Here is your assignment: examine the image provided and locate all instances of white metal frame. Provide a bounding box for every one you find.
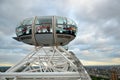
[0,46,91,80]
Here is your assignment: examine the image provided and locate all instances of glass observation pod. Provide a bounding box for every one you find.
[14,16,77,46]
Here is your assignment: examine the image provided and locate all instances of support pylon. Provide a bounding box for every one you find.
[0,46,91,80]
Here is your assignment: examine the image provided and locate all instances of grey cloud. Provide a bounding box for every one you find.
[0,0,120,65]
[100,19,120,41]
[71,0,120,21]
[92,0,120,20]
[0,52,25,64]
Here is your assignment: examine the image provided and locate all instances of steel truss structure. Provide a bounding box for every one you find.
[0,46,91,80]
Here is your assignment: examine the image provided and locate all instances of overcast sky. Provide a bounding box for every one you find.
[0,0,120,66]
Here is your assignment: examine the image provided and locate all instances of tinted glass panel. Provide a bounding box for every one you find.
[57,17,66,24]
[35,17,52,33]
[22,18,34,25]
[56,17,77,36]
[16,25,32,36]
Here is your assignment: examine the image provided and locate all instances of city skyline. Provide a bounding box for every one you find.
[0,0,120,66]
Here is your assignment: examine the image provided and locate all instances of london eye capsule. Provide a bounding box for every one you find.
[13,16,77,46]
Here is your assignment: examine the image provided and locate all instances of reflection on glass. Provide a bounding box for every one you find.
[16,25,32,36]
[36,24,52,33]
[16,16,77,37]
[22,18,34,25]
[56,17,77,36]
[36,16,52,33]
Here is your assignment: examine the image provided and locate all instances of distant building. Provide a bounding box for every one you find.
[111,69,118,80]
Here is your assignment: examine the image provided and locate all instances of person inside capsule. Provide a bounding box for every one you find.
[16,16,77,37]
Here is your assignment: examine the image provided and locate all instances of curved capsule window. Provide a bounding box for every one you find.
[16,25,32,36]
[22,18,34,25]
[35,16,52,33]
[16,17,53,36]
[16,16,77,37]
[16,18,33,36]
[66,18,77,36]
[56,17,77,36]
[16,26,23,36]
[56,17,67,34]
